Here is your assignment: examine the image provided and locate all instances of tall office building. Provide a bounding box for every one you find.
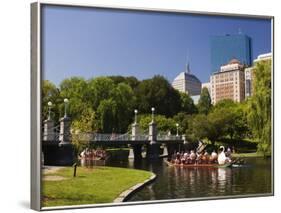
[210,59,245,104]
[210,34,252,73]
[172,63,201,96]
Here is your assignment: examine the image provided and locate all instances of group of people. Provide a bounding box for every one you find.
[79,148,107,160]
[170,146,232,165]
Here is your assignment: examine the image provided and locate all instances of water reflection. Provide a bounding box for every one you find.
[131,158,271,201]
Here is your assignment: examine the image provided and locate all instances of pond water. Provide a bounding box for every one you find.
[106,157,272,202]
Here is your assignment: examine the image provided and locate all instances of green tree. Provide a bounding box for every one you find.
[173,112,192,134]
[135,75,181,117]
[108,76,139,90]
[188,104,238,145]
[197,87,212,114]
[96,99,117,133]
[112,83,136,132]
[138,114,177,134]
[212,99,248,139]
[71,107,97,154]
[42,80,61,122]
[247,60,271,154]
[187,114,213,143]
[180,92,197,114]
[87,77,115,110]
[59,77,89,121]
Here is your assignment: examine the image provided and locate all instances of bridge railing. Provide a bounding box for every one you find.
[93,133,130,141]
[92,133,149,141]
[157,134,183,141]
[131,135,149,141]
[42,132,184,142]
[42,132,61,141]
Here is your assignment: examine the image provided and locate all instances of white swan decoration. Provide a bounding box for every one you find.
[218,146,226,165]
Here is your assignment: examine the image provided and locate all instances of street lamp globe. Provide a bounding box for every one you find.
[64,98,69,117]
[176,123,179,136]
[134,109,138,124]
[47,101,52,120]
[151,107,155,112]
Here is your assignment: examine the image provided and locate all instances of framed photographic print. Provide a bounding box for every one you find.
[31,1,274,211]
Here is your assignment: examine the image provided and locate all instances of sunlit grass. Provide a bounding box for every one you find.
[232,152,271,158]
[42,166,152,207]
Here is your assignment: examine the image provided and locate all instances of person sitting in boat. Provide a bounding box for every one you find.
[176,152,181,160]
[181,153,186,164]
[189,150,196,164]
[209,150,218,164]
[185,151,190,164]
[218,146,232,165]
[173,152,181,164]
[171,152,177,163]
[226,147,232,158]
[181,152,188,164]
[202,151,210,164]
[196,152,203,164]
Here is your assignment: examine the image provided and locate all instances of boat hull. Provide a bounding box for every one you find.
[165,160,232,168]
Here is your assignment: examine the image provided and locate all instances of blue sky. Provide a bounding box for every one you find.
[42,5,271,86]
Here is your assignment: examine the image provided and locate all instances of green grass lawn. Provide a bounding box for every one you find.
[232,152,271,158]
[42,166,153,207]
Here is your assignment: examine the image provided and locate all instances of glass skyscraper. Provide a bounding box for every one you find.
[210,34,252,73]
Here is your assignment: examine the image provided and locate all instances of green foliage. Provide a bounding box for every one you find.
[180,92,197,114]
[108,75,139,89]
[59,77,89,120]
[197,87,212,114]
[71,107,97,154]
[173,112,192,135]
[188,99,248,144]
[135,75,181,117]
[42,80,61,122]
[212,100,249,139]
[138,114,177,134]
[247,60,271,154]
[87,77,115,110]
[111,83,136,132]
[97,99,117,133]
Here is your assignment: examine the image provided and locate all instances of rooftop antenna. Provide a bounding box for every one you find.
[185,50,191,74]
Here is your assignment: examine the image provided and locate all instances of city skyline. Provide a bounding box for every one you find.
[42,5,271,86]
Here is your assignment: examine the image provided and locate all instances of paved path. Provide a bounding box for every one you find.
[42,166,68,181]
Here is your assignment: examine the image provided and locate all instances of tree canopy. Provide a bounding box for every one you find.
[197,87,212,114]
[135,75,181,117]
[247,60,271,154]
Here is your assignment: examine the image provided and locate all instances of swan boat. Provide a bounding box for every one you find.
[164,159,233,168]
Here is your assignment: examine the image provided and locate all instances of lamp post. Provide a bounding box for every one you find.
[151,107,155,122]
[134,109,138,124]
[47,101,52,120]
[176,123,179,136]
[64,98,69,118]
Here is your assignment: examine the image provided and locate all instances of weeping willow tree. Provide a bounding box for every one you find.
[247,59,272,155]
